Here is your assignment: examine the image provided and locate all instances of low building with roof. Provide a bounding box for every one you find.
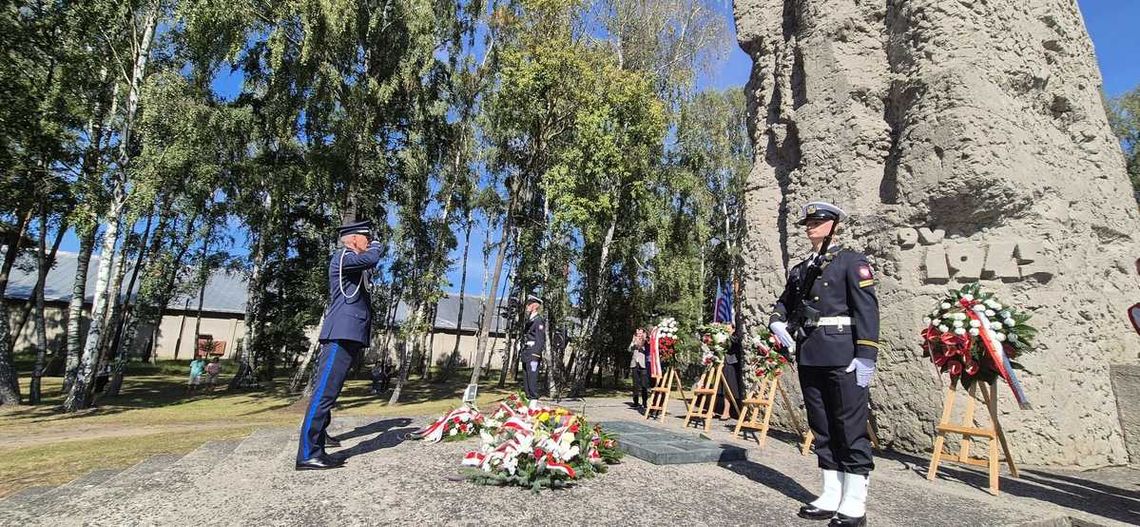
[3,250,514,369]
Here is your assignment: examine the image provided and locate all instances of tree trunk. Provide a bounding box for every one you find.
[388,302,423,405]
[424,303,438,380]
[29,211,50,404]
[0,209,32,405]
[63,2,158,412]
[469,203,514,389]
[62,225,96,393]
[289,314,324,393]
[64,210,122,411]
[9,214,66,353]
[568,204,621,396]
[232,197,268,390]
[439,217,473,382]
[104,209,158,397]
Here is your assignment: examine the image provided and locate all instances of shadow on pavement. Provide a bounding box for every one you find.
[879,449,1140,525]
[718,458,814,503]
[331,418,415,461]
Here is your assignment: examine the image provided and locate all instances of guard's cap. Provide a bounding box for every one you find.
[525,294,543,306]
[337,220,373,238]
[796,202,848,225]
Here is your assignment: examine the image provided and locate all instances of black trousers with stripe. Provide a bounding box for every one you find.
[297,340,361,462]
[799,365,874,475]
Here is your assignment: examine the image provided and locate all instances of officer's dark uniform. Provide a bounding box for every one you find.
[520,300,546,400]
[296,220,381,469]
[773,244,879,475]
[715,329,744,417]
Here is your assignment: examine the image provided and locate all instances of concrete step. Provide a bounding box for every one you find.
[0,486,54,514]
[40,428,297,526]
[19,453,183,522]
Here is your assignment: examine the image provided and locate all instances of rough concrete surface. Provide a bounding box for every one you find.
[733,0,1140,467]
[1,399,1136,526]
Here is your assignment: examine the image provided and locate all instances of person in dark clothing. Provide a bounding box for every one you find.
[770,201,879,527]
[629,328,650,409]
[520,295,546,400]
[296,220,382,471]
[715,325,744,418]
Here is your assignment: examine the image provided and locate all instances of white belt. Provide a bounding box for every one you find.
[813,316,852,327]
[526,341,535,346]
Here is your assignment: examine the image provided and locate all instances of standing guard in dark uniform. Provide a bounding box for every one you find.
[296,220,382,471]
[520,295,546,400]
[769,202,879,527]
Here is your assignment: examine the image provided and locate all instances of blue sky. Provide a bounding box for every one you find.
[58,1,1140,298]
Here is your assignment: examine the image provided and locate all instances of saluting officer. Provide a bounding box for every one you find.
[296,220,382,471]
[520,295,546,400]
[769,202,880,527]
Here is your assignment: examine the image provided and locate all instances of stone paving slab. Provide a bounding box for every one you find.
[600,420,746,464]
[4,398,1137,527]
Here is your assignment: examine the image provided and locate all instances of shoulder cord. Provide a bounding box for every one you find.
[338,249,366,300]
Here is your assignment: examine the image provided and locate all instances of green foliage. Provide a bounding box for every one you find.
[1108,86,1140,197]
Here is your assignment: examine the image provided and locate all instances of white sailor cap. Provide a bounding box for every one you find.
[796,202,848,225]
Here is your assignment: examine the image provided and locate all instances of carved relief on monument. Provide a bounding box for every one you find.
[895,228,1055,284]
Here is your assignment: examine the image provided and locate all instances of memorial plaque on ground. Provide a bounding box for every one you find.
[600,421,746,465]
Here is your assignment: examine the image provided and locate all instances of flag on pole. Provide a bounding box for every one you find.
[714,278,734,323]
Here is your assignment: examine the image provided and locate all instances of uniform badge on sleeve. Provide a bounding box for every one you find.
[857,264,875,288]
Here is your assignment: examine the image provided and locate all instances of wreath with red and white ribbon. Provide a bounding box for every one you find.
[921,284,1037,409]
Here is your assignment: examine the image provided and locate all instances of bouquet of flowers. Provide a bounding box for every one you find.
[697,322,732,367]
[451,393,622,492]
[409,404,485,443]
[742,327,789,394]
[921,283,1037,409]
[656,317,680,366]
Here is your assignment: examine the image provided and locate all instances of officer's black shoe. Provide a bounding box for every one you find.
[295,453,345,471]
[797,504,836,520]
[828,513,865,527]
[324,435,341,448]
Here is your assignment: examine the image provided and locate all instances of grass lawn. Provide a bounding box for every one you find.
[0,363,627,497]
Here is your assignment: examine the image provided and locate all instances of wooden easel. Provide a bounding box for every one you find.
[733,376,808,447]
[926,379,1018,495]
[682,363,740,432]
[643,368,689,421]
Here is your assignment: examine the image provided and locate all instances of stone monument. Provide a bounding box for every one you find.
[734,0,1140,465]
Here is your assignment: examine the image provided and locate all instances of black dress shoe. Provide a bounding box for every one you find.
[797,504,836,520]
[295,453,345,471]
[828,513,865,527]
[324,435,341,448]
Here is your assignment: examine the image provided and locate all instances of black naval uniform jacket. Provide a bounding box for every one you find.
[770,246,881,367]
[521,313,546,363]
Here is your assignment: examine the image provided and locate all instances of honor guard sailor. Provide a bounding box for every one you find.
[520,295,546,400]
[769,202,880,527]
[296,220,382,471]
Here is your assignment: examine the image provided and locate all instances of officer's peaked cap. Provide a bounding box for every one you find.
[796,202,848,225]
[525,294,543,306]
[337,220,373,238]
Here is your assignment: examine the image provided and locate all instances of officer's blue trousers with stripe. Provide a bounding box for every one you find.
[297,340,361,462]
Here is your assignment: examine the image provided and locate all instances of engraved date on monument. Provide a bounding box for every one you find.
[897,228,1054,284]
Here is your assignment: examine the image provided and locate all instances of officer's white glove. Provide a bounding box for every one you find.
[769,321,796,354]
[846,357,875,388]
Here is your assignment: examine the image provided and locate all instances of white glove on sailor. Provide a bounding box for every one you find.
[846,357,875,388]
[769,321,796,354]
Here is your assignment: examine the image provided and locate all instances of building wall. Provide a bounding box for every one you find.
[153,313,245,360]
[6,298,512,371]
[4,301,73,356]
[425,331,510,370]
